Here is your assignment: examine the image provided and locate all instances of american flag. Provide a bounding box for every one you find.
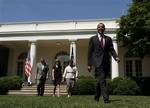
[24,51,32,77]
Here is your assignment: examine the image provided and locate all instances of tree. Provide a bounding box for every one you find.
[117,0,150,58]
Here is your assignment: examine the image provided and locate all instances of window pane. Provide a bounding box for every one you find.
[125,60,133,77]
[135,60,142,77]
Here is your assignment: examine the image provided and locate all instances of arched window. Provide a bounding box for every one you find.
[18,52,27,60]
[55,51,70,71]
[55,51,69,61]
[17,52,27,80]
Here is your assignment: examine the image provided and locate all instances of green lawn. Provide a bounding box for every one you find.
[0,95,150,108]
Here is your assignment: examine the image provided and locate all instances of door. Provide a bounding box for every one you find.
[0,46,9,77]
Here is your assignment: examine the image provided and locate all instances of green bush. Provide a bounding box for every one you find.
[72,76,140,95]
[133,77,150,95]
[0,75,23,94]
[106,79,114,94]
[72,76,96,95]
[0,78,8,94]
[7,76,23,90]
[110,77,140,95]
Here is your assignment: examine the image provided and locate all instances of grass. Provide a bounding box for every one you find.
[0,95,150,108]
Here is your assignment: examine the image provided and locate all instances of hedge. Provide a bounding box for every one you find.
[0,75,23,94]
[72,76,140,95]
[132,77,150,95]
[109,77,140,95]
[72,76,96,95]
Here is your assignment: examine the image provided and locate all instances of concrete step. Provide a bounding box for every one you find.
[21,86,66,90]
[8,92,68,95]
[8,84,67,96]
[9,89,67,93]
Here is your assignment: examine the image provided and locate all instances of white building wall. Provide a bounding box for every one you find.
[7,48,14,75]
[118,47,127,77]
[143,57,150,77]
[0,19,150,80]
[36,41,69,65]
[3,39,150,81]
[76,40,91,76]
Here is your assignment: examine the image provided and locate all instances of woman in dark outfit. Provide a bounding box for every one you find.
[51,59,62,97]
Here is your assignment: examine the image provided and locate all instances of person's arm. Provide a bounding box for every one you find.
[88,37,94,72]
[46,65,49,79]
[62,67,67,78]
[75,67,78,78]
[62,67,67,82]
[51,69,55,80]
[75,67,78,81]
[109,37,120,63]
[35,64,38,80]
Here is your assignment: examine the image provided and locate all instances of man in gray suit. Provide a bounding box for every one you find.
[88,23,120,103]
[35,58,49,96]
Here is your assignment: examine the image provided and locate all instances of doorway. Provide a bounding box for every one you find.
[17,52,27,80]
[0,46,9,77]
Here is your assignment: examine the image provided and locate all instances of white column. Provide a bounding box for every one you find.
[69,39,77,64]
[70,43,73,59]
[29,41,36,83]
[111,40,119,79]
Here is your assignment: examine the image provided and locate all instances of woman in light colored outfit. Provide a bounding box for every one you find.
[63,60,78,98]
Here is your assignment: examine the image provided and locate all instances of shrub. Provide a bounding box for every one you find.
[72,76,140,95]
[106,79,114,94]
[6,76,23,90]
[111,77,140,95]
[133,77,150,95]
[0,78,8,94]
[72,76,96,95]
[0,75,23,94]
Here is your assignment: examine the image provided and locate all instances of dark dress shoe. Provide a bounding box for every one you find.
[104,100,110,103]
[28,83,31,86]
[94,97,99,102]
[40,94,43,96]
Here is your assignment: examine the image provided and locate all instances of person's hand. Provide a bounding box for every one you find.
[46,74,49,80]
[88,65,92,72]
[62,77,65,82]
[75,77,78,81]
[116,57,120,63]
[52,77,54,81]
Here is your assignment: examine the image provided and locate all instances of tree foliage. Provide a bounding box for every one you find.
[117,0,150,57]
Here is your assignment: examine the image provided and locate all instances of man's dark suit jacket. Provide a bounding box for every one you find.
[88,34,118,69]
[41,64,49,81]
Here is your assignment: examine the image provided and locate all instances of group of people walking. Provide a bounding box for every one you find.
[35,58,78,98]
[34,22,120,104]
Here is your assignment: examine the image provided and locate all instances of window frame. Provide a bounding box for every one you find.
[124,57,143,77]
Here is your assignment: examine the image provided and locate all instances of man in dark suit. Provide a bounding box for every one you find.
[35,58,49,96]
[88,23,120,103]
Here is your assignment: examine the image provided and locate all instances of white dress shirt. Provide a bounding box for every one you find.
[63,65,78,79]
